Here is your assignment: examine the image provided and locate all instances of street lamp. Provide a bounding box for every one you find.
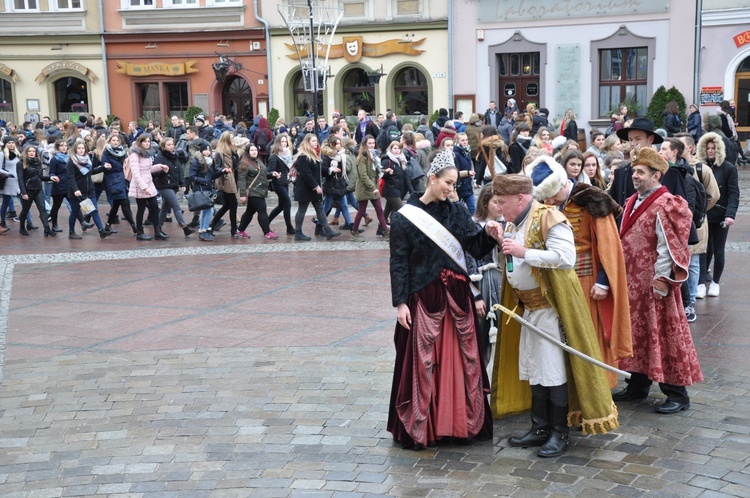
[278,0,342,121]
[366,64,387,86]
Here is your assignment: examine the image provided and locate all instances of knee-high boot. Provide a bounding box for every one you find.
[538,384,569,458]
[508,384,550,448]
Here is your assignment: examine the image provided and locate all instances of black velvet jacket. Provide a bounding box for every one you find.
[389,195,498,307]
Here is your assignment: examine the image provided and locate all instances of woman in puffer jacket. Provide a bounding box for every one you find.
[101,134,137,235]
[380,140,414,224]
[236,143,279,239]
[129,134,168,241]
[696,132,740,298]
[17,146,57,237]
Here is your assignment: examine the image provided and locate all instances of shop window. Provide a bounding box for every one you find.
[136,82,189,124]
[52,0,82,9]
[137,83,160,122]
[343,68,375,116]
[393,66,428,116]
[53,77,89,114]
[9,0,38,10]
[293,71,322,119]
[395,0,420,15]
[599,47,647,117]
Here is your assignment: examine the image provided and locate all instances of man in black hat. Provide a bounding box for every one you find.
[608,117,687,209]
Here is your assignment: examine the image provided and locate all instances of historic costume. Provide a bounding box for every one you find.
[388,154,496,449]
[490,174,619,458]
[525,156,632,388]
[616,148,703,412]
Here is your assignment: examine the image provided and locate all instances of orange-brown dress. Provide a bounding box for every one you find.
[562,183,632,387]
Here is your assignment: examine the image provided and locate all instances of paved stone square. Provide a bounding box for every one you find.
[1,177,750,497]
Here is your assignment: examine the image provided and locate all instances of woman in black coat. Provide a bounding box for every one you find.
[267,133,295,235]
[662,101,681,137]
[380,140,414,224]
[292,133,340,241]
[152,137,194,237]
[101,134,136,234]
[17,146,58,236]
[67,140,111,240]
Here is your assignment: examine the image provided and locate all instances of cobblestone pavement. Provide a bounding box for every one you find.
[1,171,750,497]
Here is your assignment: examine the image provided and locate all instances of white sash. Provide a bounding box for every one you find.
[399,204,480,297]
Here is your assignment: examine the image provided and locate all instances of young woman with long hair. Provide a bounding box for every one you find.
[128,134,168,241]
[48,139,73,233]
[1,139,22,230]
[17,146,58,236]
[320,135,354,229]
[266,133,295,235]
[189,143,225,241]
[210,131,240,237]
[351,134,390,242]
[67,140,112,240]
[237,143,279,239]
[380,140,414,224]
[292,133,340,241]
[101,134,137,234]
[582,151,607,189]
[561,149,590,185]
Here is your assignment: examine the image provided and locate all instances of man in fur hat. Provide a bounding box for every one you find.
[489,174,619,458]
[615,147,703,414]
[525,156,632,388]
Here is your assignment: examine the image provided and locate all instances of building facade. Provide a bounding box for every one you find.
[453,0,697,137]
[700,0,750,145]
[264,0,449,124]
[0,0,106,126]
[102,0,267,127]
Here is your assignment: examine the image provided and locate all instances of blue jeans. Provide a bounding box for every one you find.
[69,195,103,232]
[324,193,352,225]
[334,192,362,219]
[199,206,214,232]
[687,254,700,305]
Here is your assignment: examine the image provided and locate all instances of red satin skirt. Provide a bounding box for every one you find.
[387,269,493,448]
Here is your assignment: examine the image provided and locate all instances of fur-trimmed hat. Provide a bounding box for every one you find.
[525,155,568,201]
[492,174,533,196]
[631,146,668,174]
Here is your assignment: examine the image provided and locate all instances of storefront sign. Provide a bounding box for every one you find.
[478,0,669,21]
[115,61,198,77]
[35,61,98,84]
[0,63,20,83]
[734,30,750,48]
[286,38,425,62]
[699,87,723,106]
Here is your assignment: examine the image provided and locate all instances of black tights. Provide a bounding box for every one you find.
[211,193,238,234]
[136,196,159,230]
[268,183,293,231]
[705,221,729,283]
[239,197,271,235]
[108,199,135,227]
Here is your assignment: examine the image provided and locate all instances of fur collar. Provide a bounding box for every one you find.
[570,182,622,219]
[696,132,726,165]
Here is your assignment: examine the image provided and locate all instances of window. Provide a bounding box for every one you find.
[599,47,647,117]
[136,82,189,123]
[393,66,428,116]
[396,0,420,15]
[342,68,375,116]
[293,71,322,118]
[54,77,88,114]
[122,0,154,8]
[53,0,82,9]
[206,0,241,5]
[0,79,14,113]
[342,1,365,17]
[167,83,189,117]
[10,0,38,10]
[164,0,197,6]
[499,52,540,77]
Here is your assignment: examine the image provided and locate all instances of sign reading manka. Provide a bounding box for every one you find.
[478,0,669,21]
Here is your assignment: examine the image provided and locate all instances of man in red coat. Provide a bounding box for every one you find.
[615,147,703,414]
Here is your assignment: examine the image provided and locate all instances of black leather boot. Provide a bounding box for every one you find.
[508,385,550,448]
[99,227,112,239]
[538,385,569,458]
[131,223,138,234]
[154,226,169,240]
[314,223,323,237]
[52,224,63,233]
[105,224,118,234]
[136,228,152,241]
[183,226,196,237]
[323,227,341,240]
[294,229,311,241]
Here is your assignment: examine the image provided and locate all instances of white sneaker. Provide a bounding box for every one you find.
[696,284,706,299]
[707,282,720,297]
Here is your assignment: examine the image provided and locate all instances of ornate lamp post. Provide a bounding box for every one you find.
[278,0,342,121]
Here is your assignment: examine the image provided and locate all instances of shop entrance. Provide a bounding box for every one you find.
[222,76,254,124]
[498,52,540,112]
[735,74,750,149]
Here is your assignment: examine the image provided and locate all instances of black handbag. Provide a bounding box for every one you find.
[186,190,214,211]
[214,189,225,205]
